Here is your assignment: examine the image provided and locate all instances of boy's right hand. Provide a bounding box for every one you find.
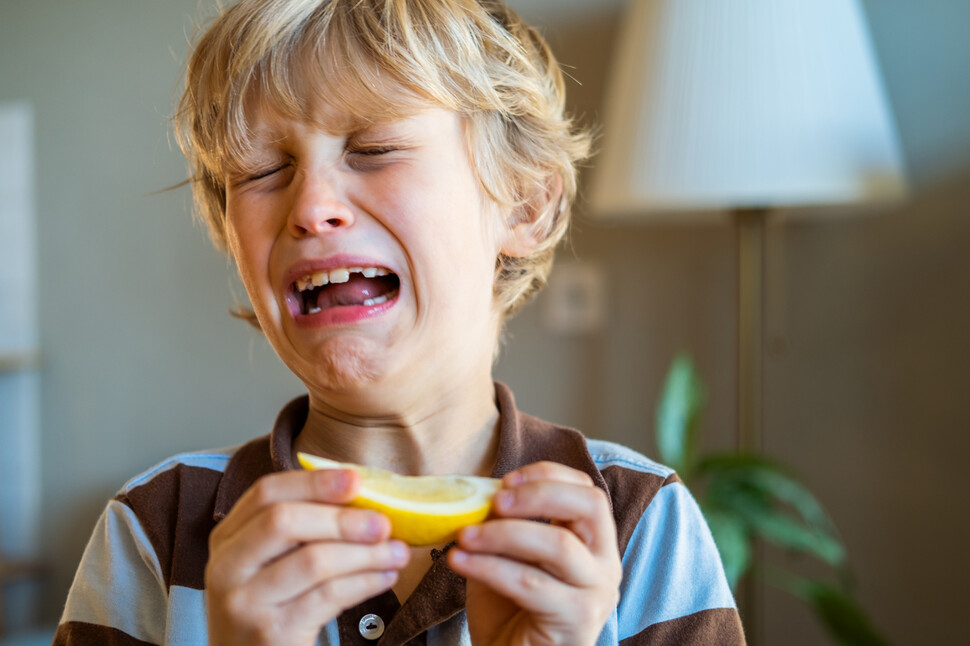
[205,468,410,646]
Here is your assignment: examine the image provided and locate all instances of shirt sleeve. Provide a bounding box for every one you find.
[615,480,746,644]
[53,499,167,646]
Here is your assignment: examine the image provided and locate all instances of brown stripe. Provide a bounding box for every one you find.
[620,607,746,645]
[213,434,278,521]
[115,463,222,590]
[493,383,611,495]
[53,621,158,646]
[337,590,403,646]
[601,466,681,556]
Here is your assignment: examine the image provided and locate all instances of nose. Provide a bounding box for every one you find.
[287,170,355,237]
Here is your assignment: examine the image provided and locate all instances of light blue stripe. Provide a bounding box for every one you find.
[60,500,167,642]
[617,482,736,638]
[319,619,340,646]
[587,438,676,479]
[120,446,237,493]
[166,586,208,645]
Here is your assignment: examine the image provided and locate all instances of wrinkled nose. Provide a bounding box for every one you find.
[287,171,355,237]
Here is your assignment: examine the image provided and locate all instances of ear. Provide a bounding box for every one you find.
[499,173,563,258]
[500,219,541,258]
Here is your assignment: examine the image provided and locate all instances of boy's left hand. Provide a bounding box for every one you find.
[447,462,622,646]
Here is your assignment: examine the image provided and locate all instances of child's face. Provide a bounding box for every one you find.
[223,102,519,398]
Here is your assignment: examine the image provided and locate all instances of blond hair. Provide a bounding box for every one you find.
[176,0,591,318]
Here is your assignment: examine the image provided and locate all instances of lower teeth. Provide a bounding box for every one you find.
[362,295,389,307]
[304,292,392,314]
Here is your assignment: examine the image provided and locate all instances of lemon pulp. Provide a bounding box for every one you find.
[297,452,501,546]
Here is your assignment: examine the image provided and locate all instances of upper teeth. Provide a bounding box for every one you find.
[294,266,389,291]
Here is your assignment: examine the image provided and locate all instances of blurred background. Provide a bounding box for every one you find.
[1,0,968,643]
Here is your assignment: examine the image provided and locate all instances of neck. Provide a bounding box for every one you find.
[293,376,501,477]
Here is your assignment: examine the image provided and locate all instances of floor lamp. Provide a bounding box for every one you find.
[587,0,906,639]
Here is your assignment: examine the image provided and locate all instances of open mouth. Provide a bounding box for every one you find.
[291,266,401,315]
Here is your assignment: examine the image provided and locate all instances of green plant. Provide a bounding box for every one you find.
[655,353,891,646]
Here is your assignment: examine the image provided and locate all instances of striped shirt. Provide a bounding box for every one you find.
[54,383,744,645]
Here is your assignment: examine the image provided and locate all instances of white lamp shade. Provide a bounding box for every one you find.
[589,0,907,217]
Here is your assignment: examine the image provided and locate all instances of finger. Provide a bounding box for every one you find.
[212,469,360,542]
[209,502,391,586]
[492,480,617,556]
[447,549,573,618]
[282,569,402,628]
[502,461,594,489]
[251,539,410,605]
[457,520,600,586]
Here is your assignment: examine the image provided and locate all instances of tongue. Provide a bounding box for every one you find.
[316,275,396,309]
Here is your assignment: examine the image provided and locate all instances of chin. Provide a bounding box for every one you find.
[300,338,386,394]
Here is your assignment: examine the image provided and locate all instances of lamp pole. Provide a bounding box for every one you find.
[736,207,767,455]
[735,206,769,644]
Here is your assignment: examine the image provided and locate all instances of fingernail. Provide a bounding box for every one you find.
[328,470,351,493]
[461,525,479,542]
[495,490,514,511]
[391,541,409,561]
[365,514,385,539]
[504,472,524,487]
[450,549,467,564]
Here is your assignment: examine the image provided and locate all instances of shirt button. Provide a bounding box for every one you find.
[359,613,385,640]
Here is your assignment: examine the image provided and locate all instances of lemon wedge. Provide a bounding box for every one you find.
[297,452,501,546]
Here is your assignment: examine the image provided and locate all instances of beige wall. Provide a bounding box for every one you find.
[757,176,970,644]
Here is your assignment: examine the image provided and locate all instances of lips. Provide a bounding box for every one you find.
[288,265,401,316]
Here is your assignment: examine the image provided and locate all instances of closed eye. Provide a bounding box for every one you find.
[346,146,404,171]
[225,161,295,192]
[247,163,291,181]
[350,146,399,156]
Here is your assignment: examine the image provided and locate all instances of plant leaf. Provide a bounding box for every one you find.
[655,354,706,479]
[700,456,846,568]
[700,504,751,591]
[698,454,841,535]
[780,577,893,646]
[735,490,845,567]
[659,359,884,642]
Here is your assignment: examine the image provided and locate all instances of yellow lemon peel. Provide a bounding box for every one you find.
[297,452,501,546]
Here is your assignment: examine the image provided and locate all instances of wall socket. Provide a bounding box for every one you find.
[541,262,607,335]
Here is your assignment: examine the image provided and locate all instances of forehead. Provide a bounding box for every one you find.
[223,45,451,166]
[249,75,427,134]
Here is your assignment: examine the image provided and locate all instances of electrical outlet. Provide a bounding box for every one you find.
[541,262,606,335]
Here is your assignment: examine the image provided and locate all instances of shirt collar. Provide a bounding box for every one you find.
[214,382,606,521]
[212,395,307,521]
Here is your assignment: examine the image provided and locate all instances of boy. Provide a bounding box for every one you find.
[54,1,743,644]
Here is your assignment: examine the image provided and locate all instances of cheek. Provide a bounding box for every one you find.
[224,216,251,275]
[224,209,273,296]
